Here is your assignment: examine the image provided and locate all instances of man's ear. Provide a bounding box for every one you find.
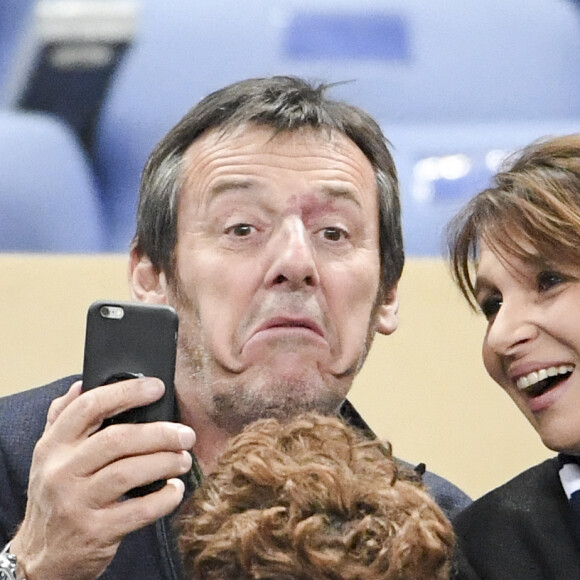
[129,248,169,304]
[375,284,399,336]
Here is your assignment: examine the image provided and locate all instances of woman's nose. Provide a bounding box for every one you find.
[485,301,539,355]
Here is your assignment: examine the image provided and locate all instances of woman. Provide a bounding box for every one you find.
[176,412,454,580]
[447,134,580,578]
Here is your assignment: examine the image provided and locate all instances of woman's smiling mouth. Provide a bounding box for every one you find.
[516,365,574,397]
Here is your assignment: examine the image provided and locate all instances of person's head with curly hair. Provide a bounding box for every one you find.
[176,413,454,580]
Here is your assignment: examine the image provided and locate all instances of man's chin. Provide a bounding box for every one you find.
[210,375,348,434]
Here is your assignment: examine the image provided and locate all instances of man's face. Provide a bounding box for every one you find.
[134,126,398,432]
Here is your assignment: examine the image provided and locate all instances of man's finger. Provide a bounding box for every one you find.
[48,377,165,441]
[45,380,83,431]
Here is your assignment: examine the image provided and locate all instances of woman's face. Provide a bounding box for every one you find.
[476,239,580,454]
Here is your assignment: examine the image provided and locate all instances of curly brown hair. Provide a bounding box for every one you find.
[177,413,454,580]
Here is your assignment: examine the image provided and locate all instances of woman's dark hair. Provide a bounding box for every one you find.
[447,133,580,309]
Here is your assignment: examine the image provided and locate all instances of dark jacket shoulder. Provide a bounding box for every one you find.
[453,458,580,580]
[0,376,76,543]
[340,399,471,519]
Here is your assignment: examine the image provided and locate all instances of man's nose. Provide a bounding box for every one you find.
[486,300,539,355]
[264,218,320,289]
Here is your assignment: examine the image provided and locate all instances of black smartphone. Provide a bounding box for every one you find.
[82,300,179,496]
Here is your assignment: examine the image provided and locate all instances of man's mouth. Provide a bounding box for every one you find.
[516,365,574,397]
[257,317,323,337]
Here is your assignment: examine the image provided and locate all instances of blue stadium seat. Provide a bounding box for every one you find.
[2,0,138,149]
[92,0,580,251]
[0,0,35,94]
[385,120,580,256]
[0,110,106,252]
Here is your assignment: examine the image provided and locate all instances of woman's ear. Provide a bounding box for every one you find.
[129,248,169,304]
[375,284,399,336]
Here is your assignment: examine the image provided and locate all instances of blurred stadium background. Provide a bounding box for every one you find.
[2,0,580,254]
[3,0,580,498]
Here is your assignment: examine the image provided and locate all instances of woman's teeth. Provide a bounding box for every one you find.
[516,365,574,391]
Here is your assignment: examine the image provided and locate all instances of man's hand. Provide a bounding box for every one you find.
[10,377,195,580]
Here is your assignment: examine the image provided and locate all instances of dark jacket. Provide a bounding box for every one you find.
[453,457,580,580]
[0,376,471,579]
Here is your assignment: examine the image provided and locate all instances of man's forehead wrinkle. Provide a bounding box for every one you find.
[185,125,365,166]
[203,181,364,213]
[208,178,253,197]
[179,126,374,211]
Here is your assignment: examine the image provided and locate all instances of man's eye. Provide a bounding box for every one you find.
[479,295,502,320]
[321,227,348,242]
[226,223,254,237]
[537,270,564,292]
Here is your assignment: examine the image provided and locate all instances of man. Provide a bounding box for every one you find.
[0,76,470,580]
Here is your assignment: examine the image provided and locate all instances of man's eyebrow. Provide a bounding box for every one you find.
[319,184,362,207]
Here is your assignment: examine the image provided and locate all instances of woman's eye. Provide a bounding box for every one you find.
[321,227,348,242]
[226,223,254,237]
[479,294,502,320]
[537,270,565,292]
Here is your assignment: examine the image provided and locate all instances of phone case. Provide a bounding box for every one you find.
[82,300,178,425]
[82,300,179,497]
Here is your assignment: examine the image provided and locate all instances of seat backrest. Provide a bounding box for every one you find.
[0,0,36,93]
[0,110,106,252]
[386,119,580,256]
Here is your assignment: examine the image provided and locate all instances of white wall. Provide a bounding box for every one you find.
[0,254,551,499]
